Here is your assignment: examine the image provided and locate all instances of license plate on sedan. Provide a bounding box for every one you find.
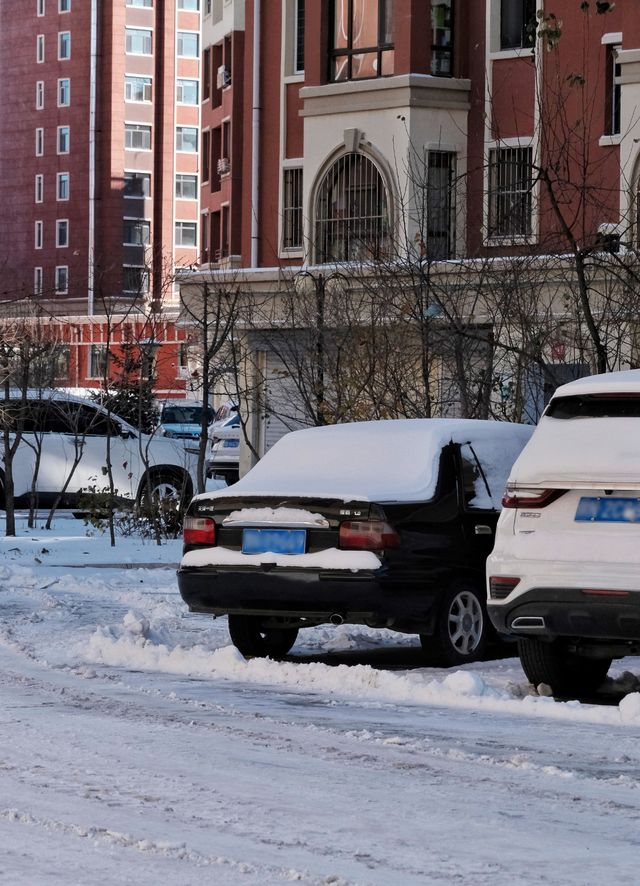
[241,528,307,555]
[575,497,640,523]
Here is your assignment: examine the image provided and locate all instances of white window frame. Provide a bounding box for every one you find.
[176,78,198,105]
[175,173,198,199]
[35,220,43,249]
[55,266,69,294]
[37,0,45,16]
[35,127,44,156]
[176,126,198,152]
[57,125,70,154]
[125,75,153,103]
[177,31,199,58]
[122,265,150,294]
[36,80,45,109]
[281,164,303,252]
[123,218,151,246]
[126,0,153,6]
[57,172,70,201]
[59,0,71,11]
[57,77,70,107]
[37,34,45,63]
[178,0,199,9]
[35,174,44,203]
[34,267,44,296]
[88,344,108,379]
[124,123,152,151]
[58,31,71,60]
[56,219,69,248]
[485,140,535,243]
[125,27,153,55]
[124,170,151,198]
[175,220,198,247]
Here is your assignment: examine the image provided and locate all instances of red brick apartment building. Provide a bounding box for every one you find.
[0,0,202,397]
[198,0,640,269]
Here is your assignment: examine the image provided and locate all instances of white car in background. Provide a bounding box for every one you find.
[158,400,214,442]
[206,412,240,485]
[0,391,197,511]
[488,369,640,696]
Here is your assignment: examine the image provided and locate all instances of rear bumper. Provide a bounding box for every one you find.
[177,565,440,628]
[488,587,640,642]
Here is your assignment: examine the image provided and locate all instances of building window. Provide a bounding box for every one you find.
[57,125,70,153]
[35,174,44,203]
[500,0,535,50]
[34,267,43,296]
[59,0,71,12]
[35,220,43,249]
[58,31,71,59]
[126,28,153,55]
[55,265,69,294]
[176,126,198,152]
[203,48,211,100]
[127,0,152,6]
[124,172,151,197]
[125,124,152,150]
[125,76,152,102]
[176,174,198,199]
[295,0,305,72]
[177,31,199,57]
[175,221,198,246]
[56,219,69,248]
[177,78,198,104]
[202,130,211,181]
[37,34,45,63]
[123,218,151,245]
[283,167,303,250]
[427,151,456,259]
[431,0,453,75]
[58,78,70,106]
[488,146,533,238]
[315,152,390,261]
[57,172,70,200]
[88,345,108,379]
[122,266,150,294]
[36,80,45,109]
[140,345,158,380]
[35,127,44,156]
[37,0,45,15]
[329,0,394,81]
[178,0,199,8]
[606,44,622,136]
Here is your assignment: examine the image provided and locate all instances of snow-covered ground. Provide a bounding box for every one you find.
[2,512,640,885]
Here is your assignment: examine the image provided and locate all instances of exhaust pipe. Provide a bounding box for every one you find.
[511,616,546,630]
[329,613,344,626]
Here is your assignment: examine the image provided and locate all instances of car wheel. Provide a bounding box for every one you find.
[137,471,189,515]
[227,614,299,659]
[420,581,488,667]
[518,638,611,697]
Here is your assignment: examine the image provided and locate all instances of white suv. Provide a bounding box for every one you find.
[487,369,640,695]
[0,391,197,511]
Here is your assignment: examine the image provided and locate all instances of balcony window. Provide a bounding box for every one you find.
[126,28,153,55]
[124,172,151,197]
[329,0,394,82]
[125,76,152,102]
[123,219,151,246]
[125,124,151,150]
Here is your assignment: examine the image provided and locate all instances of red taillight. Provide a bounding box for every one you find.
[489,576,520,599]
[183,516,216,546]
[339,520,400,551]
[501,487,565,509]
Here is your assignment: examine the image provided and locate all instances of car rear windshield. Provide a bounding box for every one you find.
[162,404,213,424]
[546,394,640,419]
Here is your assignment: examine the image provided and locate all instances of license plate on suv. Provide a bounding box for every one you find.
[575,497,640,523]
[242,528,307,555]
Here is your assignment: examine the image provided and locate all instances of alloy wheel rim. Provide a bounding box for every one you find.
[447,591,483,655]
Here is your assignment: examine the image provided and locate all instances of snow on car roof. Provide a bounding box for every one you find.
[553,369,640,398]
[195,418,533,505]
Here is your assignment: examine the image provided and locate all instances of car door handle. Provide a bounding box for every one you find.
[474,525,493,536]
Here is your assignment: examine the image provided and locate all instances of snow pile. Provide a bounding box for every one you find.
[180,545,381,570]
[223,507,330,527]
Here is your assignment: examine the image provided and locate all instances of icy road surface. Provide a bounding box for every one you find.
[1,515,640,885]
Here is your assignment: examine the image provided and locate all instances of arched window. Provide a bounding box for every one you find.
[315,152,390,262]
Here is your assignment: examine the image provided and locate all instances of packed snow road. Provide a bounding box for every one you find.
[1,517,640,885]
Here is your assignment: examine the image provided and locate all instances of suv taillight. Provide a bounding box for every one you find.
[339,520,400,551]
[501,487,565,509]
[183,516,216,546]
[489,576,520,599]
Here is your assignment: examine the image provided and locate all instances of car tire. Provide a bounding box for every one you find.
[518,638,611,697]
[227,614,299,659]
[137,470,190,515]
[420,581,488,667]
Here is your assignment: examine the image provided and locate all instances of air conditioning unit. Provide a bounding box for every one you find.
[217,157,230,175]
[216,65,231,89]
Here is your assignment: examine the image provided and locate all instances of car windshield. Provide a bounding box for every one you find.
[161,404,213,424]
[546,394,640,420]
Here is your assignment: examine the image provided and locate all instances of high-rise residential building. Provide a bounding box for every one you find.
[0,0,202,395]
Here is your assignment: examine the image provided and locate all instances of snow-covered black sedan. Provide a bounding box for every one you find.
[177,419,533,663]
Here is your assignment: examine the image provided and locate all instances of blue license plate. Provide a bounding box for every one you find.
[242,528,307,555]
[575,497,640,523]
[223,439,239,448]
